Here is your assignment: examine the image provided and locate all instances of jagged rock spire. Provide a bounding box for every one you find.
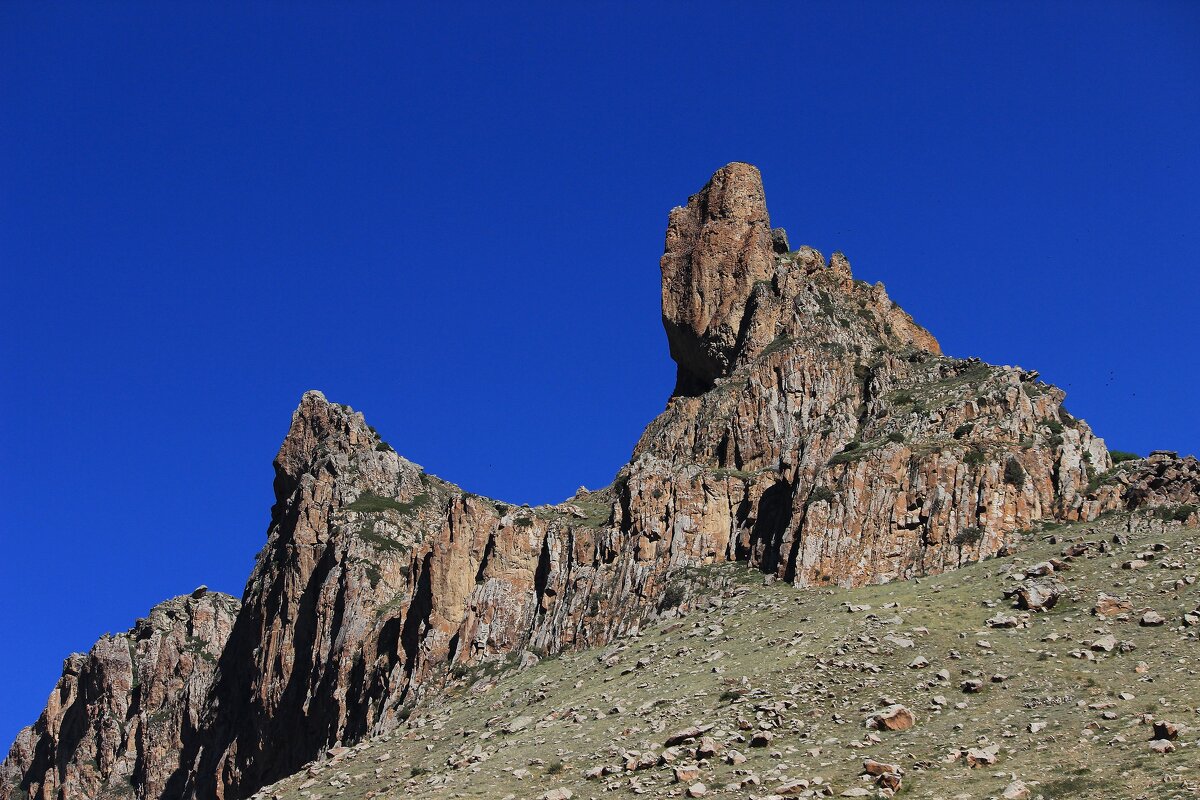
[661,162,776,395]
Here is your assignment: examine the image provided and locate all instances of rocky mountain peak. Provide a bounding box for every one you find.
[661,163,939,397]
[4,164,1196,800]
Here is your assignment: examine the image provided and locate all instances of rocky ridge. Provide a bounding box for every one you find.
[1,591,239,800]
[3,163,1196,800]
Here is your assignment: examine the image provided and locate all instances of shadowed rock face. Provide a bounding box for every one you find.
[4,164,1195,800]
[1,592,238,800]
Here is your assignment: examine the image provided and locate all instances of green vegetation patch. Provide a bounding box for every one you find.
[1152,504,1198,523]
[347,491,429,515]
[760,334,795,358]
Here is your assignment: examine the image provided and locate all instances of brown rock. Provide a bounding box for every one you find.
[863,758,902,776]
[1093,594,1131,617]
[866,705,916,731]
[965,744,1000,767]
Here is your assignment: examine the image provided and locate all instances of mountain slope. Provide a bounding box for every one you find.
[247,508,1200,800]
[3,164,1196,800]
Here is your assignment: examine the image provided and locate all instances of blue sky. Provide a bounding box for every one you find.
[1,2,1197,747]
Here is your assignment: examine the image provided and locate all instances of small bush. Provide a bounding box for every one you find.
[410,766,429,778]
[829,440,863,465]
[374,440,395,453]
[546,760,565,775]
[887,431,905,443]
[719,689,745,703]
[953,423,974,439]
[761,334,795,357]
[1004,459,1027,489]
[658,582,686,612]
[893,391,914,405]
[964,449,986,467]
[512,516,534,528]
[1044,419,1064,435]
[1153,504,1197,522]
[1110,450,1140,464]
[954,526,984,547]
[806,486,836,506]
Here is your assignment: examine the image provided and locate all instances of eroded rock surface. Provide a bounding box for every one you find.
[4,163,1196,800]
[1,593,238,800]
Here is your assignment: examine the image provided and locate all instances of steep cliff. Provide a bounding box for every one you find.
[4,163,1195,800]
[1,592,238,800]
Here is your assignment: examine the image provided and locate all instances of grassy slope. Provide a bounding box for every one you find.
[255,512,1199,800]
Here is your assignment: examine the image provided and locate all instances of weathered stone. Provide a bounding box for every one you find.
[1093,594,1131,617]
[866,705,916,731]
[660,162,775,394]
[1002,779,1030,799]
[863,758,901,776]
[965,744,1000,767]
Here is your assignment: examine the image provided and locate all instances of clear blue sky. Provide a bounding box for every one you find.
[2,2,1197,748]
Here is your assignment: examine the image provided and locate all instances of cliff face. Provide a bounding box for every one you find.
[1,592,238,800]
[4,163,1195,800]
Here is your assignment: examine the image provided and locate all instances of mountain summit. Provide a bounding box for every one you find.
[4,165,1197,800]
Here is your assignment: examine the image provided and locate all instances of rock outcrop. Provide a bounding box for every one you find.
[661,162,776,395]
[1,592,238,800]
[3,163,1195,800]
[1083,451,1200,522]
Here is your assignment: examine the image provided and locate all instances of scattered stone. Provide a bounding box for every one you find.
[1152,720,1180,741]
[863,758,901,776]
[1002,779,1030,799]
[749,731,774,747]
[1010,580,1061,611]
[865,705,916,731]
[1140,610,1166,627]
[965,744,1000,767]
[503,715,533,734]
[1093,594,1131,617]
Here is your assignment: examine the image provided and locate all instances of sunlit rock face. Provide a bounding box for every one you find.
[6,163,1192,800]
